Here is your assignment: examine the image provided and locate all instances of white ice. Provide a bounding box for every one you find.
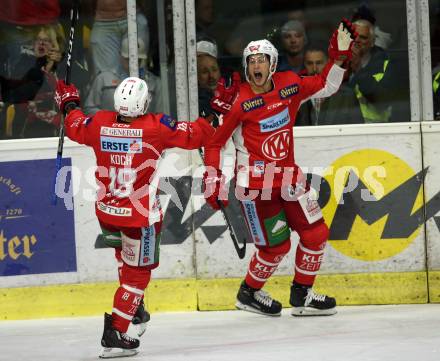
[1,305,439,361]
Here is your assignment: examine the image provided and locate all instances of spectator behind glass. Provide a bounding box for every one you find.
[296,45,363,126]
[277,20,307,73]
[351,3,393,50]
[120,37,162,114]
[197,39,220,91]
[84,36,162,115]
[0,0,60,74]
[350,4,409,122]
[1,25,64,138]
[196,38,221,121]
[90,0,149,75]
[195,0,215,38]
[348,19,392,123]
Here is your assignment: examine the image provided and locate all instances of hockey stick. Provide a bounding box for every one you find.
[217,200,246,259]
[51,0,79,205]
[198,148,247,259]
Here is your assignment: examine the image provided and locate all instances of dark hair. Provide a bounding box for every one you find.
[303,42,328,56]
[351,3,376,25]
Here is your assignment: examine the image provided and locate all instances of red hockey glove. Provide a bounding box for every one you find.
[55,80,80,113]
[203,169,229,210]
[328,18,358,62]
[210,72,241,115]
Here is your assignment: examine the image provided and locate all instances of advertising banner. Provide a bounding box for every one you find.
[0,124,432,286]
[194,125,427,277]
[0,158,76,277]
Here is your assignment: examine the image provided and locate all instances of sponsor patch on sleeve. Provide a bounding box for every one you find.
[160,114,177,130]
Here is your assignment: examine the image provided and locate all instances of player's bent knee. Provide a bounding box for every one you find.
[298,222,329,249]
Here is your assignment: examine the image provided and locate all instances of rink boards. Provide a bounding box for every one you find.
[0,122,439,320]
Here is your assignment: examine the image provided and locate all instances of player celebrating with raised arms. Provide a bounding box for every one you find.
[203,20,357,317]
[55,77,215,358]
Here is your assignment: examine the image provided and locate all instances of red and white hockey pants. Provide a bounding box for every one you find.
[239,186,329,289]
[99,221,162,333]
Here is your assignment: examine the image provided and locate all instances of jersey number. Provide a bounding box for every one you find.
[109,167,137,198]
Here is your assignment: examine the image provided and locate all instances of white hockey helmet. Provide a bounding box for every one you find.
[114,77,150,117]
[242,39,278,82]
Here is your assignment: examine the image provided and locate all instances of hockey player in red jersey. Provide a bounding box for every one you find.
[55,76,215,358]
[203,20,357,317]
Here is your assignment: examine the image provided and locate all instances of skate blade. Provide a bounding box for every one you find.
[235,301,281,317]
[291,306,337,317]
[136,322,147,337]
[99,347,138,359]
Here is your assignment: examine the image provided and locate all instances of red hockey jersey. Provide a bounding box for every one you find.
[204,62,345,189]
[65,109,214,227]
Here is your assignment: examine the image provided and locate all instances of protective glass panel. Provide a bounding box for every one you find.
[430,0,440,120]
[0,0,176,139]
[195,0,411,125]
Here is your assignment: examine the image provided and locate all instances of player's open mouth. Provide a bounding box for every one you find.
[254,72,263,81]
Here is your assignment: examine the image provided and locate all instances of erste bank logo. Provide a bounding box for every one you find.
[101,136,143,153]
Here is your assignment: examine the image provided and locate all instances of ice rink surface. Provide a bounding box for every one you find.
[1,304,439,361]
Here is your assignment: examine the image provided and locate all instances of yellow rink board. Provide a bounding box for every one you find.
[428,270,440,302]
[0,272,431,321]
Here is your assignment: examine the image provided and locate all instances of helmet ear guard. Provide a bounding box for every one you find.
[269,61,277,75]
[242,39,278,82]
[114,77,150,117]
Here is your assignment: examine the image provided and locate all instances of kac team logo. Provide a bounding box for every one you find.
[262,129,290,160]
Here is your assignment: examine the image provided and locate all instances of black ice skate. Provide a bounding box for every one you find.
[131,299,150,337]
[99,313,139,359]
[290,283,337,316]
[235,281,282,316]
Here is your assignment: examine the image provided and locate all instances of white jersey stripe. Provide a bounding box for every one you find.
[255,251,280,267]
[298,243,324,255]
[122,284,144,296]
[112,308,133,320]
[233,123,251,188]
[303,63,345,103]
